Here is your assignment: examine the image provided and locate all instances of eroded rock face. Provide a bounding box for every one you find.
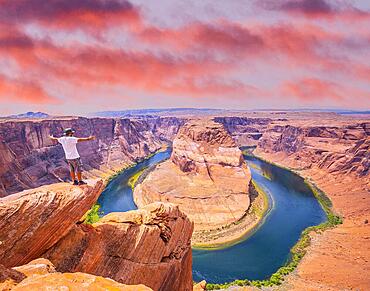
[0,117,184,197]
[256,122,370,176]
[214,116,274,146]
[1,258,152,291]
[171,120,244,173]
[134,120,251,234]
[44,202,193,291]
[0,180,104,268]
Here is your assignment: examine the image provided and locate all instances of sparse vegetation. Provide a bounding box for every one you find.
[249,180,269,217]
[106,163,137,184]
[84,204,102,224]
[128,167,147,190]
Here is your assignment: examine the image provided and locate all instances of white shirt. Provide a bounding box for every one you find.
[58,136,80,159]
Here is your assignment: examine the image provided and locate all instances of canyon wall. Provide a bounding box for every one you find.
[255,121,369,176]
[134,120,252,243]
[0,117,184,197]
[215,116,274,146]
[44,203,193,291]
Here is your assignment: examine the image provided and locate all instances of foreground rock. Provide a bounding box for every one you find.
[44,202,194,291]
[134,120,252,244]
[1,258,152,290]
[0,180,104,268]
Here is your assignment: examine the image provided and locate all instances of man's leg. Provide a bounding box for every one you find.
[77,171,82,182]
[70,170,76,182]
[76,159,87,185]
[67,159,78,185]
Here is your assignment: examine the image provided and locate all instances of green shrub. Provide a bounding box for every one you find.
[84,204,102,224]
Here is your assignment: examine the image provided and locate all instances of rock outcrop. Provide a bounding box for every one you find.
[134,120,252,240]
[0,180,104,268]
[1,258,152,290]
[0,116,184,197]
[0,180,193,291]
[44,202,193,291]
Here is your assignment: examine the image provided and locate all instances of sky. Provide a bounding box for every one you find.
[0,0,369,115]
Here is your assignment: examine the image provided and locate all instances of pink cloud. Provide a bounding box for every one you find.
[0,75,57,104]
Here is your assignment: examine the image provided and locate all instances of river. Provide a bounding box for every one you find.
[97,149,327,283]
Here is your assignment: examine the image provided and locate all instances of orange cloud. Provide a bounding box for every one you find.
[0,75,56,104]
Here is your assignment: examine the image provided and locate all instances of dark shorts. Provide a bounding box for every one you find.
[67,158,82,173]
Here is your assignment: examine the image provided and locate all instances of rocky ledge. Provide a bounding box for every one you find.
[1,258,152,290]
[134,120,254,245]
[0,182,194,291]
[0,180,104,267]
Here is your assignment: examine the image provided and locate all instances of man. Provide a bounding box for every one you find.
[49,128,95,185]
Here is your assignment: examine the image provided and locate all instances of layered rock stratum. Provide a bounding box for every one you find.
[0,181,193,291]
[134,120,253,244]
[0,116,184,196]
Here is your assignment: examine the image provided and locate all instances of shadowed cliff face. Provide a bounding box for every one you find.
[0,117,184,197]
[214,116,274,147]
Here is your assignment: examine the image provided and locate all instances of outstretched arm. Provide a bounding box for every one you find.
[77,135,95,142]
[49,135,59,142]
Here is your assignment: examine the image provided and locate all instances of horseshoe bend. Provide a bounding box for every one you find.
[0,111,368,291]
[133,119,267,246]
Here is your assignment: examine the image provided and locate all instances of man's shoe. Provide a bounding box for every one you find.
[73,180,79,185]
[78,180,87,185]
